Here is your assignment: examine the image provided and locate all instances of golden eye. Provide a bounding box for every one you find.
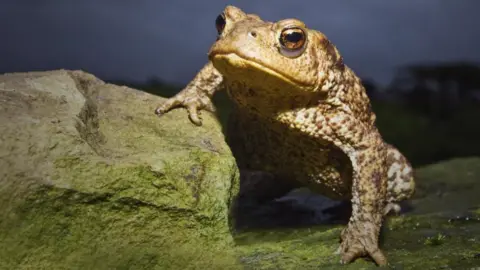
[215,13,226,35]
[279,27,306,51]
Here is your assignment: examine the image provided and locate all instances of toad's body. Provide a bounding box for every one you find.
[155,6,415,266]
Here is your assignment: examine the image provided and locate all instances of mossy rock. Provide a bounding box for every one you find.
[0,70,240,269]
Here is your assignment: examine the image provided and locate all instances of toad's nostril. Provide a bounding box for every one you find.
[249,31,257,38]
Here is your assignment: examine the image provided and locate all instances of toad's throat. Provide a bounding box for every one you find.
[225,84,320,118]
[209,52,312,88]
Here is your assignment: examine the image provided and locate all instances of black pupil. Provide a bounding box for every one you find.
[286,31,303,43]
[215,14,225,32]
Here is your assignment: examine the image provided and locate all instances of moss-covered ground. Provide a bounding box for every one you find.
[234,158,480,269]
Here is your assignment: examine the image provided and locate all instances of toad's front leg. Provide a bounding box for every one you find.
[318,112,389,266]
[338,140,388,266]
[154,62,223,125]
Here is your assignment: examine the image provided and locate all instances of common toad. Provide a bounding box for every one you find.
[155,6,415,266]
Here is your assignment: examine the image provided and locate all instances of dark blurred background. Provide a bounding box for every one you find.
[2,1,480,167]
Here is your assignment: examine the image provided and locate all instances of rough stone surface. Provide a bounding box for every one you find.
[0,70,240,269]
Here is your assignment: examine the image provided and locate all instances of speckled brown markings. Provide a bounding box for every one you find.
[154,5,415,266]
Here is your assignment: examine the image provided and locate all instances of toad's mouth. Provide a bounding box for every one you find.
[209,52,314,89]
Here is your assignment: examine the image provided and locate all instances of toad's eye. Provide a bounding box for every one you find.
[279,27,307,57]
[215,13,226,35]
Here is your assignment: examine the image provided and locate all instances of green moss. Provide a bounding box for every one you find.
[235,226,346,270]
[53,150,238,216]
[0,153,240,269]
[234,212,480,269]
[0,186,240,270]
[424,233,447,246]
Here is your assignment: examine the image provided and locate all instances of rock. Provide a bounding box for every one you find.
[0,70,240,269]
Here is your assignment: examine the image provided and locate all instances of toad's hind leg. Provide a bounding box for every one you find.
[384,144,415,215]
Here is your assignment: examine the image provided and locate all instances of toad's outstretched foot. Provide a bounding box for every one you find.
[155,62,222,126]
[154,91,215,126]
